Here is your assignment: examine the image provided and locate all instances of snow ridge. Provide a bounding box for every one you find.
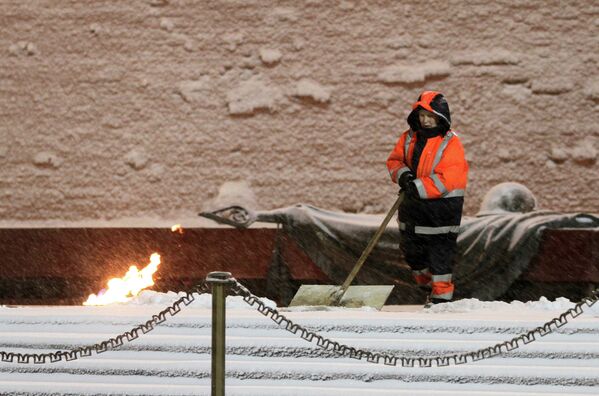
[0,295,598,395]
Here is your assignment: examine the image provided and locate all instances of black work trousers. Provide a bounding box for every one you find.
[399,230,458,275]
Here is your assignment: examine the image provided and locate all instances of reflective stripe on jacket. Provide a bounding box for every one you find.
[386,129,468,200]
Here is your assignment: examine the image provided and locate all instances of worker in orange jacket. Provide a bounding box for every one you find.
[386,91,468,305]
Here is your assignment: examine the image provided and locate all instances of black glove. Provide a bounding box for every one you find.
[404,180,419,199]
[398,171,415,191]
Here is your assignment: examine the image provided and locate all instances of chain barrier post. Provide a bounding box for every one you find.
[206,271,234,396]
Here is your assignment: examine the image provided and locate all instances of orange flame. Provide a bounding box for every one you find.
[171,224,184,234]
[83,253,161,306]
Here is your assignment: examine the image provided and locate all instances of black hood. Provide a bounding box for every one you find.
[407,91,451,134]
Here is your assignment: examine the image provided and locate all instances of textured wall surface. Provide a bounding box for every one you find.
[1,0,598,222]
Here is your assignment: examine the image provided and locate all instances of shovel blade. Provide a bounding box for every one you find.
[288,285,342,307]
[288,285,394,310]
[339,285,395,309]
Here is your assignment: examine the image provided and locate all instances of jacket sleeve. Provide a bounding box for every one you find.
[386,131,412,184]
[413,135,468,199]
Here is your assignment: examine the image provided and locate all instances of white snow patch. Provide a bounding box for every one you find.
[124,149,149,170]
[575,215,595,224]
[0,214,262,229]
[423,60,452,77]
[547,142,597,165]
[377,61,451,84]
[126,290,277,309]
[501,84,532,102]
[122,291,599,315]
[176,76,211,103]
[502,71,530,85]
[547,147,569,163]
[33,152,62,168]
[284,305,377,312]
[203,180,258,212]
[426,296,599,315]
[570,142,597,166]
[259,48,282,64]
[378,65,423,84]
[1,300,599,394]
[294,78,332,103]
[531,79,574,95]
[226,75,283,115]
[451,49,519,66]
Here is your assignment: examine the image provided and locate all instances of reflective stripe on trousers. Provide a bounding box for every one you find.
[399,222,460,235]
[412,268,432,286]
[431,274,454,300]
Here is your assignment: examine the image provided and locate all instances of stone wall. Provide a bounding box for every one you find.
[1,0,598,221]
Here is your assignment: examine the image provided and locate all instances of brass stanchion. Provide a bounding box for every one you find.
[206,271,234,396]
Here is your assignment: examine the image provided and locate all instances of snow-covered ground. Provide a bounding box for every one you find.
[1,292,598,396]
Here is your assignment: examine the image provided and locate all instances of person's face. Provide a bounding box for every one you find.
[418,109,439,128]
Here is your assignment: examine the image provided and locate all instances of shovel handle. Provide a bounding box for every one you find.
[340,192,404,292]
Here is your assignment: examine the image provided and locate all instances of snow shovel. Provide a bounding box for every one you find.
[288,192,404,310]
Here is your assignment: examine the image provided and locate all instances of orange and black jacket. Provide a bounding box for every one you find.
[386,91,469,234]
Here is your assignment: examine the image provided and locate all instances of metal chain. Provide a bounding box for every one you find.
[0,282,210,365]
[231,280,599,368]
[4,276,597,368]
